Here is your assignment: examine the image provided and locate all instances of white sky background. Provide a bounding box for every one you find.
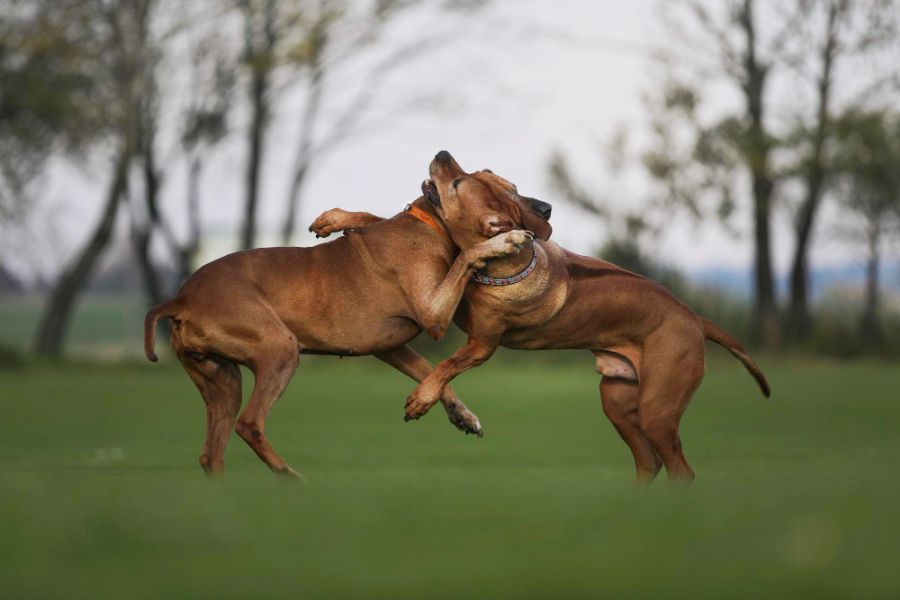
[17,0,899,284]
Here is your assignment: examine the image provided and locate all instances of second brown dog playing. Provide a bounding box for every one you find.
[325,151,769,483]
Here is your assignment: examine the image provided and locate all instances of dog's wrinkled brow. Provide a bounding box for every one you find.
[481,172,517,196]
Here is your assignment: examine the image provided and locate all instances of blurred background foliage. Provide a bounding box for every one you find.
[0,0,898,362]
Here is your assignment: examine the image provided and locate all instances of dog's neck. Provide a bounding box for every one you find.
[478,238,536,279]
[407,197,456,251]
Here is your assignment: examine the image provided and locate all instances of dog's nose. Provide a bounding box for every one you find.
[526,197,552,220]
[434,150,452,163]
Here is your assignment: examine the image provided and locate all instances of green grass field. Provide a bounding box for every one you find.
[2,353,899,599]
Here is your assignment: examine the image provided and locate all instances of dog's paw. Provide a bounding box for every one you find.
[469,230,531,267]
[308,208,351,238]
[404,391,440,421]
[490,230,529,257]
[504,229,530,248]
[445,402,484,437]
[276,466,307,482]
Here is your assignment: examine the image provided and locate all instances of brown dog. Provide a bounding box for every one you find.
[324,151,769,483]
[144,174,548,477]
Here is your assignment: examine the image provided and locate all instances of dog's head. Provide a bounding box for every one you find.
[421,150,552,248]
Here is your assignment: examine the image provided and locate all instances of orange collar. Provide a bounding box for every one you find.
[405,204,453,244]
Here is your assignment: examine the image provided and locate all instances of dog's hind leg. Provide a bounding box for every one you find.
[376,345,483,437]
[172,328,242,477]
[599,377,662,483]
[178,353,243,476]
[234,328,302,479]
[636,334,705,483]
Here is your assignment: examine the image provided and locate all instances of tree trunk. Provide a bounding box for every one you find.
[787,156,825,341]
[751,169,779,345]
[281,159,311,245]
[281,65,324,245]
[740,0,779,347]
[241,67,266,250]
[131,223,165,307]
[178,153,202,282]
[240,0,276,251]
[788,1,839,341]
[859,221,882,348]
[34,147,131,357]
[131,123,165,307]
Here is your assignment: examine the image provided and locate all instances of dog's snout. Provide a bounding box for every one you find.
[527,197,552,220]
[435,150,452,163]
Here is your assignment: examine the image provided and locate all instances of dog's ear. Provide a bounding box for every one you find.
[522,209,552,240]
[422,180,441,207]
[515,198,553,240]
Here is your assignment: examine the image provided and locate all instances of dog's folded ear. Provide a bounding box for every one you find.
[422,179,441,207]
[524,211,552,240]
[516,198,553,241]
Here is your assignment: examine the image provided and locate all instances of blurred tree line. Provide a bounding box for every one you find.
[551,0,900,353]
[1,0,898,359]
[0,0,477,357]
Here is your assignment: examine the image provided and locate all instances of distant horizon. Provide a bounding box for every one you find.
[3,232,897,304]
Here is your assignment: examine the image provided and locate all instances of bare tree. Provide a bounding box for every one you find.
[694,0,779,345]
[237,0,276,250]
[235,0,488,248]
[125,0,167,308]
[830,109,900,347]
[0,1,104,225]
[785,0,899,339]
[35,0,153,357]
[170,33,234,282]
[278,0,434,245]
[623,0,796,346]
[131,9,235,288]
[279,0,334,245]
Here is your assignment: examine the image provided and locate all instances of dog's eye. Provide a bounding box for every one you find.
[481,169,493,174]
[452,177,462,190]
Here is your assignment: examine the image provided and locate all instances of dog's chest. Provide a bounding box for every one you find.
[466,245,567,329]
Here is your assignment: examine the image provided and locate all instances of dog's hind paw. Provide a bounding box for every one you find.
[447,406,483,437]
[276,466,307,482]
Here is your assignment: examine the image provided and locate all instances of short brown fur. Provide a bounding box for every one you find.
[144,179,538,477]
[326,152,769,483]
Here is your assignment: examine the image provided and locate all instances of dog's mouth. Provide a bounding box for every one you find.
[422,179,440,206]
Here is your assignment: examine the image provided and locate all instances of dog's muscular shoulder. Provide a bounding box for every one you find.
[342,210,454,280]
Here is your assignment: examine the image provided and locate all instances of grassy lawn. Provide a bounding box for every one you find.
[1,353,898,598]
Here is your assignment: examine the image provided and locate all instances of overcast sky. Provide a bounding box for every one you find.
[22,0,895,284]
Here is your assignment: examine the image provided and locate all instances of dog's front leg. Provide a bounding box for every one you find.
[413,230,530,340]
[375,345,483,436]
[405,336,500,421]
[308,208,384,238]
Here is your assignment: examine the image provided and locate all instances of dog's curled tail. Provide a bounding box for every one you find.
[144,298,182,362]
[701,317,770,398]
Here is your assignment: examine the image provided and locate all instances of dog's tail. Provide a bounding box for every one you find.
[144,298,182,362]
[701,317,770,398]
